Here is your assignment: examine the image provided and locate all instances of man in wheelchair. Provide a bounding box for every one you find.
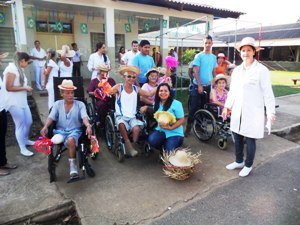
[109,66,156,157]
[40,79,92,179]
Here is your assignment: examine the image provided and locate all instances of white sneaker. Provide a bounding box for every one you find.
[26,140,35,146]
[239,166,252,177]
[226,161,245,170]
[20,148,34,157]
[69,159,78,176]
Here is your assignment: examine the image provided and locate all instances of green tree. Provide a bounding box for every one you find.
[182,49,195,65]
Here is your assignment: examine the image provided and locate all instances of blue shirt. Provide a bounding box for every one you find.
[132,53,155,83]
[193,52,217,85]
[49,100,88,131]
[155,99,184,138]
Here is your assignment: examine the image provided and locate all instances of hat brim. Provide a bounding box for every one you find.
[169,156,192,167]
[119,66,140,76]
[58,85,77,90]
[236,44,261,52]
[95,66,110,72]
[146,68,159,77]
[57,50,76,58]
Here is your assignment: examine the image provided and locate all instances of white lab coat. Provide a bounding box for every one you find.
[225,60,275,139]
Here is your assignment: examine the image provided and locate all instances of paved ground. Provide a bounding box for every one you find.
[1,92,300,225]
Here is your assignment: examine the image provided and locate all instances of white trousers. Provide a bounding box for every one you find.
[46,82,54,110]
[33,65,44,90]
[9,105,33,150]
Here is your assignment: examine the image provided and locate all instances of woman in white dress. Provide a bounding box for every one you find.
[57,45,75,78]
[43,48,59,109]
[3,52,35,157]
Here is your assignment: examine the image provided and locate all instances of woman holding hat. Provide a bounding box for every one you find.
[57,45,75,78]
[87,65,116,130]
[222,37,276,177]
[43,48,59,109]
[215,52,235,75]
[3,52,35,157]
[210,74,228,110]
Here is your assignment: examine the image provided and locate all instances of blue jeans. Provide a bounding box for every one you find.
[233,132,256,167]
[148,130,184,152]
[187,84,211,124]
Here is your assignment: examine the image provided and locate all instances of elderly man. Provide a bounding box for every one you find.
[110,66,156,157]
[40,79,92,178]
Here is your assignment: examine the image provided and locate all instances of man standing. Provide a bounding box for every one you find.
[30,40,46,91]
[185,35,217,136]
[71,43,82,77]
[132,40,155,87]
[121,40,139,66]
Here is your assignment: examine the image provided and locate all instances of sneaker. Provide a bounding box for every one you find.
[226,161,245,170]
[124,141,138,157]
[0,169,10,176]
[26,140,35,146]
[20,148,34,157]
[239,166,252,177]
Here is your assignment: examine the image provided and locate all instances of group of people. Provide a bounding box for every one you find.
[0,35,276,179]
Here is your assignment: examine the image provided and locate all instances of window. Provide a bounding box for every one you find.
[90,32,105,53]
[36,20,72,33]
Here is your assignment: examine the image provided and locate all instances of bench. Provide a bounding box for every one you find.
[291,79,300,85]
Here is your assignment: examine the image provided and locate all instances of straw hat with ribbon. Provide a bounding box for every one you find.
[161,148,201,180]
[57,45,75,58]
[58,79,77,90]
[118,65,140,76]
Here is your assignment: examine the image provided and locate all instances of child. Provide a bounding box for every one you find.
[210,74,228,112]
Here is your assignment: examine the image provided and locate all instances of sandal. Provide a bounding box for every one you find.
[0,169,10,176]
[0,163,17,169]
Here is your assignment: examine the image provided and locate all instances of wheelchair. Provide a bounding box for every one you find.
[45,77,97,183]
[104,106,151,162]
[192,103,231,150]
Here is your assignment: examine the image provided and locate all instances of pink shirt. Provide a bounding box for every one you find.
[141,83,156,103]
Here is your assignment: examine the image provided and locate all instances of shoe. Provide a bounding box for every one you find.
[239,166,252,177]
[132,142,141,153]
[20,148,34,157]
[0,163,17,169]
[26,140,35,146]
[124,141,138,157]
[226,161,245,170]
[184,123,192,137]
[69,159,78,176]
[0,169,10,176]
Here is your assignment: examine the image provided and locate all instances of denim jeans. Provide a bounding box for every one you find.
[187,84,211,124]
[232,132,256,167]
[148,130,184,153]
[33,65,43,91]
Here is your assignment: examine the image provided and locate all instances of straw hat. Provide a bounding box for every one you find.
[157,67,167,75]
[57,45,75,58]
[95,65,110,72]
[217,53,226,58]
[118,65,140,76]
[169,150,192,167]
[145,68,159,77]
[236,37,261,52]
[213,74,227,84]
[58,79,77,90]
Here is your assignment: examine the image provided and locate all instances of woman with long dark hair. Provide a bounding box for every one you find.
[3,52,35,157]
[87,42,111,80]
[146,83,185,152]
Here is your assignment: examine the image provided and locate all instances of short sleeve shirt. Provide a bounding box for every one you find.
[132,53,155,84]
[49,100,88,131]
[193,52,217,85]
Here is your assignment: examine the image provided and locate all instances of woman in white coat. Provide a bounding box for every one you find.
[222,37,276,177]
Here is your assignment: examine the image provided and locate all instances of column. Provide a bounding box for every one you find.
[160,15,169,66]
[11,0,27,51]
[105,7,116,68]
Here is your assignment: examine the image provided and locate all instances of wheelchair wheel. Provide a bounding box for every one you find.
[84,162,95,177]
[217,139,227,150]
[105,114,116,151]
[87,103,97,136]
[117,143,125,162]
[193,109,216,141]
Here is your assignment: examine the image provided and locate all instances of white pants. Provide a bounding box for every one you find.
[46,82,54,110]
[9,105,33,150]
[33,65,44,90]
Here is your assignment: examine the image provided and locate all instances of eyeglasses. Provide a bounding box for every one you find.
[126,75,136,79]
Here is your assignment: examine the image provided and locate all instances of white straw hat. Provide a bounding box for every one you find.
[169,150,192,167]
[58,79,77,90]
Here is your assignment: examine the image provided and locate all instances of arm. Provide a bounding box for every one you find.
[138,86,156,97]
[193,66,203,93]
[108,83,120,95]
[43,66,53,89]
[210,89,224,107]
[61,54,71,67]
[140,96,153,105]
[40,117,54,136]
[5,73,32,92]
[87,54,94,72]
[83,117,92,137]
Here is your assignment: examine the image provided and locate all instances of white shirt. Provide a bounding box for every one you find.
[3,63,28,110]
[115,84,138,118]
[58,59,73,78]
[72,50,81,63]
[121,50,139,66]
[30,47,46,67]
[0,76,5,111]
[46,59,59,87]
[87,52,111,80]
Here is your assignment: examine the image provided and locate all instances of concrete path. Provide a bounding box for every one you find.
[1,92,300,225]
